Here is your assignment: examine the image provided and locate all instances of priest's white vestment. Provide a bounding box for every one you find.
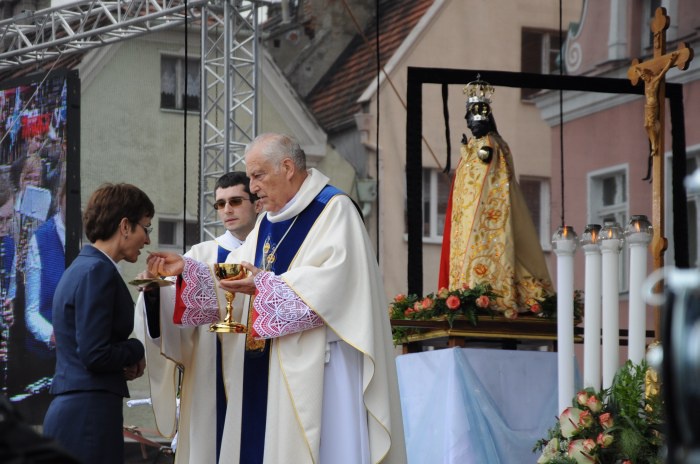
[176,169,407,463]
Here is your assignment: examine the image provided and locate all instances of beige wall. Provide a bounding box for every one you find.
[361,0,583,298]
[81,35,201,282]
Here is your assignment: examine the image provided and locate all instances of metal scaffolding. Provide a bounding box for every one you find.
[199,0,257,241]
[0,0,259,241]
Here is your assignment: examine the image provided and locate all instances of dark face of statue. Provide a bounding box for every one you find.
[465,102,494,138]
[466,110,491,138]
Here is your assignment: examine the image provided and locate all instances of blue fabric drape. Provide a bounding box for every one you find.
[396,347,580,464]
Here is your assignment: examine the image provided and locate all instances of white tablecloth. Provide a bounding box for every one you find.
[396,347,569,464]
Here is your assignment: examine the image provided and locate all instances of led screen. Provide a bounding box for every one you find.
[0,69,79,425]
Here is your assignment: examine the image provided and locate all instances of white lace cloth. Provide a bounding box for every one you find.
[178,257,219,326]
[176,258,323,338]
[252,271,323,339]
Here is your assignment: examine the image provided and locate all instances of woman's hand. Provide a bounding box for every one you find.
[218,261,260,295]
[123,358,146,381]
[146,251,185,277]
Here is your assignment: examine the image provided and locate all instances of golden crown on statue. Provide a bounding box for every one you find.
[463,75,495,105]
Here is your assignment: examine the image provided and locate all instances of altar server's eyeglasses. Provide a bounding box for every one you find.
[213,197,252,210]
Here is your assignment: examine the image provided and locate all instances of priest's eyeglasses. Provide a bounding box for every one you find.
[213,197,252,210]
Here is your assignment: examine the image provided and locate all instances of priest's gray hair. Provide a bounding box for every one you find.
[247,133,307,171]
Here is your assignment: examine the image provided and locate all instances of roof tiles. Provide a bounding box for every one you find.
[306,0,434,132]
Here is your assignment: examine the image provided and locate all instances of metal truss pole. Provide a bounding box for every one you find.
[0,0,208,68]
[199,0,257,242]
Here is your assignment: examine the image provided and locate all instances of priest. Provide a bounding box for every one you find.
[147,133,406,463]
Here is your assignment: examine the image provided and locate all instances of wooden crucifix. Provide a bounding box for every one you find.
[627,7,693,339]
[627,7,693,274]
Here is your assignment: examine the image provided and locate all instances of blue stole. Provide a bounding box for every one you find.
[239,184,344,464]
[215,244,230,462]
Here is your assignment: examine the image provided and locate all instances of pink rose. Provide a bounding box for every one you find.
[567,439,596,464]
[586,395,602,413]
[395,294,406,302]
[421,297,433,310]
[599,412,613,430]
[596,432,614,448]
[446,295,461,310]
[413,302,422,311]
[559,407,583,438]
[530,303,542,314]
[438,287,449,299]
[576,391,589,406]
[403,309,413,317]
[578,410,594,429]
[475,295,490,308]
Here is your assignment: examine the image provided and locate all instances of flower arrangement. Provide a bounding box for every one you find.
[389,283,498,344]
[389,282,583,344]
[533,361,664,464]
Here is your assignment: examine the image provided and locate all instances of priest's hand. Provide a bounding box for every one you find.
[147,251,185,277]
[218,261,259,295]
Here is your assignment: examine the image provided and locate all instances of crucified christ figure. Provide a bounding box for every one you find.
[634,51,678,158]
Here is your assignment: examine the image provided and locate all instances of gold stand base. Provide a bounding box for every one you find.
[209,322,247,333]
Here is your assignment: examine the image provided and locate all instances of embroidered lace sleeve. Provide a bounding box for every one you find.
[176,257,220,326]
[251,271,323,339]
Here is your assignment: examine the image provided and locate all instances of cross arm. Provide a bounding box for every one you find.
[628,42,694,86]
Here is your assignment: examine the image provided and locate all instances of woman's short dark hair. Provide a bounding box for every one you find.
[83,183,155,243]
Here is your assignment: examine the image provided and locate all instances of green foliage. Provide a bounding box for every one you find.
[538,290,585,321]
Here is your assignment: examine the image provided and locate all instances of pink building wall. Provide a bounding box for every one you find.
[543,0,700,369]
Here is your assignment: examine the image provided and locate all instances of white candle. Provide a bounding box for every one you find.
[600,221,623,390]
[625,216,652,364]
[581,224,602,391]
[552,226,577,413]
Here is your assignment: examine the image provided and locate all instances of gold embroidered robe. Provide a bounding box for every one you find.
[439,133,554,312]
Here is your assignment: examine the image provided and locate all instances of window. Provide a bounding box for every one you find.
[418,168,451,242]
[683,156,698,267]
[666,148,700,268]
[158,218,200,251]
[161,56,200,111]
[521,28,566,100]
[520,177,551,250]
[588,166,629,292]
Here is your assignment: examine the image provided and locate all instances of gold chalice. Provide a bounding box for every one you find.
[210,263,247,333]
